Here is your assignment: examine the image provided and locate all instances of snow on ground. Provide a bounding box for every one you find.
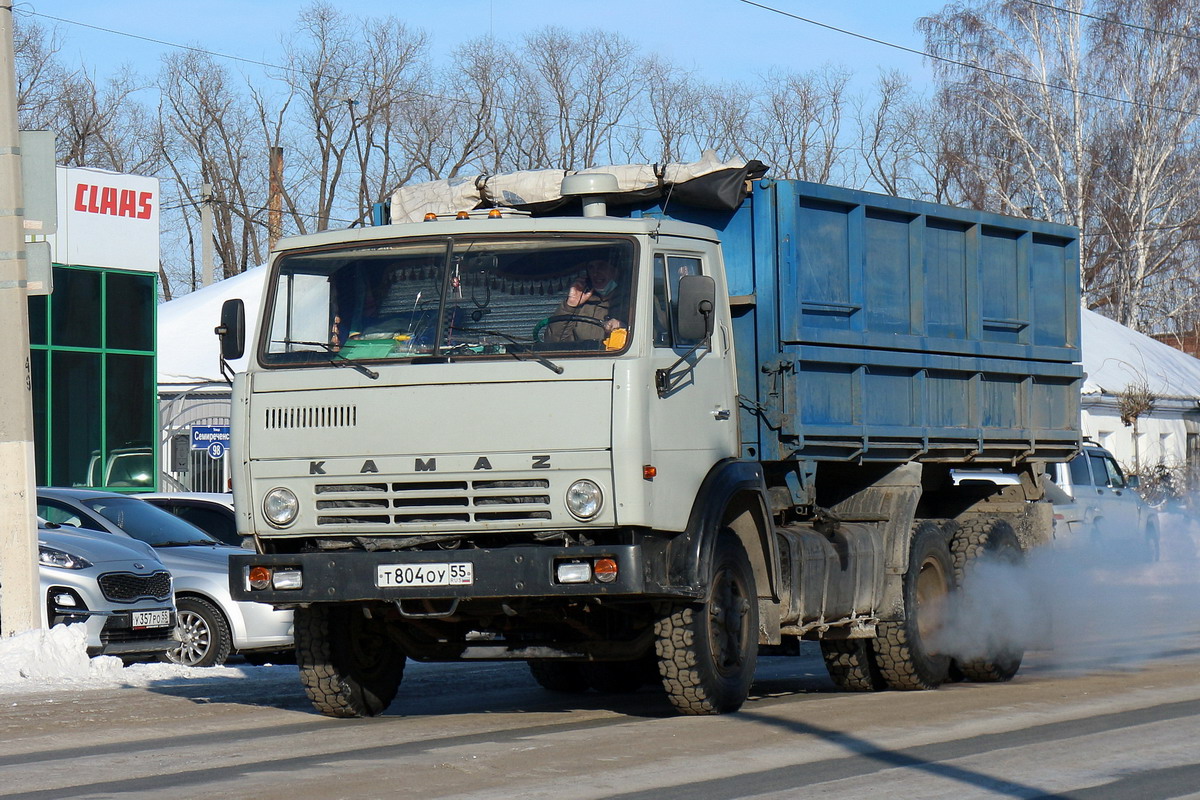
[0,624,297,697]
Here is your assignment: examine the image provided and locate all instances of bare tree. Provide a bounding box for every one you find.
[749,66,851,183]
[523,28,644,169]
[158,50,267,280]
[920,0,1200,332]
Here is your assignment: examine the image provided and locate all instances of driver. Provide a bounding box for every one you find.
[545,259,626,343]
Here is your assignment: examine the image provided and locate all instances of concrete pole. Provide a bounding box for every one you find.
[200,182,213,286]
[268,147,282,252]
[0,6,42,636]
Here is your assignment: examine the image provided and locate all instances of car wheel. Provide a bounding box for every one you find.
[167,596,233,667]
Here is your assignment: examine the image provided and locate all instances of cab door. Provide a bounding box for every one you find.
[645,248,738,531]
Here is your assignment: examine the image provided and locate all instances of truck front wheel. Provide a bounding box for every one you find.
[295,603,406,718]
[873,522,955,690]
[655,532,758,715]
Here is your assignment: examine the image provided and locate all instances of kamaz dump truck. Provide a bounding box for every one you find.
[220,165,1081,717]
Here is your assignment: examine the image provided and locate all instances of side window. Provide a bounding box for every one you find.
[653,254,670,346]
[1067,453,1092,486]
[652,253,703,348]
[37,500,94,529]
[1087,453,1109,487]
[1102,457,1127,488]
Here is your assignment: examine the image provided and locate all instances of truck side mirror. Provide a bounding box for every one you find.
[676,275,716,341]
[216,298,246,360]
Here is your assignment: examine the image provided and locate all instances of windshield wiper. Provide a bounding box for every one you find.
[272,339,379,380]
[448,326,564,374]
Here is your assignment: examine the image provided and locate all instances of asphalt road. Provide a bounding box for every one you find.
[2,559,1198,799]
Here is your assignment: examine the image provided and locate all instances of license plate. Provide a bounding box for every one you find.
[376,563,474,588]
[132,610,171,628]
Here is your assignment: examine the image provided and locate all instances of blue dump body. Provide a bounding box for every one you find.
[640,179,1082,465]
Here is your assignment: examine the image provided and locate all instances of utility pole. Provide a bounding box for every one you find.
[268,147,283,251]
[200,182,214,287]
[0,5,42,636]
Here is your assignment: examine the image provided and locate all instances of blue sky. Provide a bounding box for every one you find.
[26,1,943,92]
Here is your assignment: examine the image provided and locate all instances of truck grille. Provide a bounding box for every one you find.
[265,405,357,429]
[314,479,552,526]
[98,571,172,602]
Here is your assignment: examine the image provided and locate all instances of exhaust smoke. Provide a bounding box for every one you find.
[930,512,1200,675]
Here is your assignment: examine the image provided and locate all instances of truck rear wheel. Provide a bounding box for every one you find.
[820,638,885,692]
[654,532,758,715]
[949,518,1025,682]
[295,603,406,718]
[873,522,954,690]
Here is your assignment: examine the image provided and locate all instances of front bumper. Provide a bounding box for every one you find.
[230,544,675,605]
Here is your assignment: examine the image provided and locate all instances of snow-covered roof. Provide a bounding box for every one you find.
[1080,308,1200,399]
[157,265,266,385]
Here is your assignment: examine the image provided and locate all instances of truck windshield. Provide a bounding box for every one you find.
[262,236,637,366]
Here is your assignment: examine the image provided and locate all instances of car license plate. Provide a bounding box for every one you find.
[132,610,170,628]
[376,563,474,588]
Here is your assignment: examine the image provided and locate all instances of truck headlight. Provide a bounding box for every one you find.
[263,487,299,527]
[565,479,603,520]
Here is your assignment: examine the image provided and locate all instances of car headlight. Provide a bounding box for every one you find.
[38,546,93,570]
[565,479,603,520]
[263,487,299,528]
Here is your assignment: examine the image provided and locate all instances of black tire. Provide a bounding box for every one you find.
[820,638,885,692]
[872,521,954,690]
[166,596,232,668]
[949,518,1025,683]
[528,661,590,693]
[295,604,406,718]
[655,532,759,715]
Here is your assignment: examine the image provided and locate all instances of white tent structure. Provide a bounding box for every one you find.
[157,266,267,491]
[1079,309,1200,475]
[158,265,267,388]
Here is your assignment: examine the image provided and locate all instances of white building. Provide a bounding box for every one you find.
[1079,309,1200,477]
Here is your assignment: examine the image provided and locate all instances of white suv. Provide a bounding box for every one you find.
[1050,443,1159,561]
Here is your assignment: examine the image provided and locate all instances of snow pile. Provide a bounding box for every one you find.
[0,624,300,698]
[0,625,124,685]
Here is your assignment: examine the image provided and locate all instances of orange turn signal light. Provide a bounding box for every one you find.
[488,208,503,218]
[594,558,618,583]
[455,211,470,220]
[643,465,657,480]
[423,212,438,221]
[248,566,272,590]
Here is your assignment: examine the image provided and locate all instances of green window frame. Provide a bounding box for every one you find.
[27,264,158,492]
